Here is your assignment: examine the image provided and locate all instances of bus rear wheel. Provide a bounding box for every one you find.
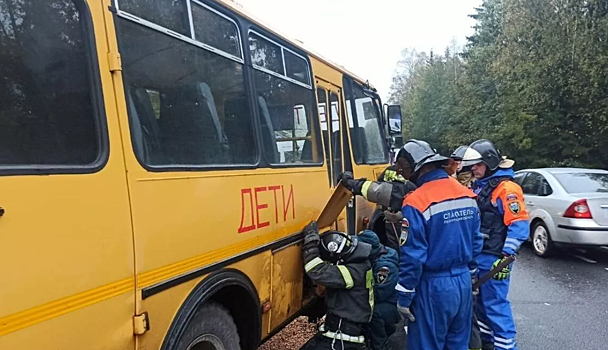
[177,301,241,350]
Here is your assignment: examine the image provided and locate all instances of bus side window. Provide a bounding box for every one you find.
[250,34,321,166]
[117,18,257,167]
[0,0,101,168]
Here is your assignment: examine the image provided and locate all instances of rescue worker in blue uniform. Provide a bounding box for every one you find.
[357,230,400,350]
[301,222,374,350]
[396,139,483,350]
[461,139,530,350]
[449,145,481,350]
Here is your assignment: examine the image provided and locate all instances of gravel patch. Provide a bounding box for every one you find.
[259,317,317,350]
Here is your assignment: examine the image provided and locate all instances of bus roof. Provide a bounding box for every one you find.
[217,0,375,90]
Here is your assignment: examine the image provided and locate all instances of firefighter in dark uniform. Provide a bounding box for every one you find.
[301,221,375,350]
[339,150,417,252]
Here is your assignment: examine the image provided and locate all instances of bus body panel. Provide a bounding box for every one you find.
[136,252,273,348]
[0,1,135,349]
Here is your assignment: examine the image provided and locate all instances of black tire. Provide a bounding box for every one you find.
[175,301,241,350]
[531,221,554,258]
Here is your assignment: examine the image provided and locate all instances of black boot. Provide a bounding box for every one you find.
[481,340,494,350]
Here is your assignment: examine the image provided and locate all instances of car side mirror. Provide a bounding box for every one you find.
[386,105,402,136]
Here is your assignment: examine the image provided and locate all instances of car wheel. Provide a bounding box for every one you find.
[176,301,241,350]
[532,221,554,258]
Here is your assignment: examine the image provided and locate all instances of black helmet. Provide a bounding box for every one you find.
[319,231,358,263]
[397,139,449,181]
[450,145,469,161]
[461,139,514,171]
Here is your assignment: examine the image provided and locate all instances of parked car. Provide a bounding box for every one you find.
[514,168,608,257]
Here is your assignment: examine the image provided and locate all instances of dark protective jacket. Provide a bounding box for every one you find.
[473,168,530,256]
[365,166,417,251]
[304,241,374,324]
[364,167,417,213]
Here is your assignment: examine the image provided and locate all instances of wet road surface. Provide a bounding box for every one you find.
[386,243,608,349]
[511,244,608,349]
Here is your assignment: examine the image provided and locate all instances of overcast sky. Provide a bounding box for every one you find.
[237,0,482,100]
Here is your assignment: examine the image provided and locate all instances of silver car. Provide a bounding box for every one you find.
[514,168,608,257]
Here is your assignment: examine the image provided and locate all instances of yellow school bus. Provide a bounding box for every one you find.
[0,0,399,349]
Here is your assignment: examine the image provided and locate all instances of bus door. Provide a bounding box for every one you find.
[343,77,391,233]
[316,81,355,234]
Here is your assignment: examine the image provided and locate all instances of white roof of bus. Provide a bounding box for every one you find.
[217,0,375,89]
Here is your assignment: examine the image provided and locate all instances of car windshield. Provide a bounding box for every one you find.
[553,172,608,193]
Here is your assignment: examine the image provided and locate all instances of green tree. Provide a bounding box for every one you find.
[389,0,608,169]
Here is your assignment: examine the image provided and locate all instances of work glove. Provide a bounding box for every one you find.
[383,210,403,223]
[302,221,320,253]
[338,172,366,195]
[339,171,356,190]
[397,304,416,323]
[492,256,512,280]
[397,290,416,322]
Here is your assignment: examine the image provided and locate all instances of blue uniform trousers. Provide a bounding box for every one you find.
[407,267,472,350]
[476,253,517,350]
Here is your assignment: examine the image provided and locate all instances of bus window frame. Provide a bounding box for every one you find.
[114,0,323,171]
[246,26,323,169]
[114,0,269,172]
[114,0,245,64]
[343,76,389,166]
[0,0,109,177]
[247,29,312,90]
[190,0,244,60]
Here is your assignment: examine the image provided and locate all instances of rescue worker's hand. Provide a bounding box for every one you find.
[302,221,320,251]
[303,221,319,236]
[338,171,356,191]
[492,256,512,280]
[383,210,403,223]
[315,285,326,296]
[471,269,479,295]
[397,304,416,323]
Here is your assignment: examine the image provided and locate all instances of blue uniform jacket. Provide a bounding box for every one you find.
[397,169,483,307]
[374,247,399,305]
[357,230,399,305]
[473,168,530,256]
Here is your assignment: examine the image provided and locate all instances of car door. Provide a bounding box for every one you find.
[521,172,542,209]
[521,172,561,233]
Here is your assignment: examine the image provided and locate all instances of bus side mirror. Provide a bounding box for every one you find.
[386,105,402,136]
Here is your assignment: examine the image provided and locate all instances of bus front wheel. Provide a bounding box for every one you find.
[177,301,241,350]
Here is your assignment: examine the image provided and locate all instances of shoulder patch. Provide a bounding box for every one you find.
[508,201,521,214]
[377,266,390,284]
[506,193,518,201]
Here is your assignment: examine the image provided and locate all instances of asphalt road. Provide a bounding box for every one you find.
[511,244,608,349]
[386,243,608,350]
